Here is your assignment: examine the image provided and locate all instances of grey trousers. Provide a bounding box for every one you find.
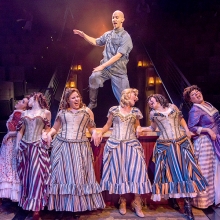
[89,69,130,103]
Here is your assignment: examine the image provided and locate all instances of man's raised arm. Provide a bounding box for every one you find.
[73,29,97,46]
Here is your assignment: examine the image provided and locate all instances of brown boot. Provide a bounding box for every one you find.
[118,196,126,215]
[131,196,145,218]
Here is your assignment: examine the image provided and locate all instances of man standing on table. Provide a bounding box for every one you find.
[73,10,133,109]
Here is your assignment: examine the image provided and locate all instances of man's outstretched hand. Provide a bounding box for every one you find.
[73,29,84,38]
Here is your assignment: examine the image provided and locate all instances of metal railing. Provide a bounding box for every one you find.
[44,69,59,108]
[141,41,174,104]
[143,42,192,114]
[156,43,191,108]
[57,55,75,112]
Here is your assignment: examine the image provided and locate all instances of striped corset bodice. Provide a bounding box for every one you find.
[110,113,137,141]
[152,109,185,140]
[57,109,92,140]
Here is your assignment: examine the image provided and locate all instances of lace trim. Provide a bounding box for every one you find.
[194,102,218,117]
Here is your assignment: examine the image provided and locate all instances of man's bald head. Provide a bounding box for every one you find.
[112,10,125,29]
[113,10,124,19]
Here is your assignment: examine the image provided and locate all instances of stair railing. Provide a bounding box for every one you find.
[44,69,59,108]
[57,55,76,111]
[142,41,192,112]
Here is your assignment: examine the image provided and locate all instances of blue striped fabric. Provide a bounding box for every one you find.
[48,137,105,211]
[151,136,208,201]
[101,138,152,194]
[48,109,105,211]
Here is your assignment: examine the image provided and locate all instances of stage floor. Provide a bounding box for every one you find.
[0,199,217,220]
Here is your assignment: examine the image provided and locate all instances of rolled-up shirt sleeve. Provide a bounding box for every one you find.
[96,31,110,46]
[117,34,133,55]
[188,106,203,134]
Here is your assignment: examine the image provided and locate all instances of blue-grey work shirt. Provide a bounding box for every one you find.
[95,27,133,75]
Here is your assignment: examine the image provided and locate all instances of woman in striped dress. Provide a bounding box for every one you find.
[183,85,220,208]
[16,93,51,220]
[142,94,208,220]
[95,88,152,218]
[46,88,105,213]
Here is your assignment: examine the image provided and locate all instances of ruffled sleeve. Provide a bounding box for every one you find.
[178,110,183,118]
[107,106,118,117]
[43,117,51,129]
[13,111,22,125]
[16,115,24,131]
[54,110,63,122]
[42,109,51,129]
[8,111,22,131]
[149,110,155,122]
[171,104,183,118]
[188,106,202,134]
[88,118,96,128]
[133,107,143,119]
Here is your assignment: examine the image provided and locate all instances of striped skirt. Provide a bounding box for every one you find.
[151,136,208,201]
[48,136,105,212]
[17,139,51,211]
[100,138,152,194]
[192,135,215,208]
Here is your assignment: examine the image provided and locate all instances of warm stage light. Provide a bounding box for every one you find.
[137,61,143,67]
[71,64,82,71]
[137,59,149,67]
[148,77,155,86]
[156,77,162,84]
[70,81,76,88]
[77,65,82,71]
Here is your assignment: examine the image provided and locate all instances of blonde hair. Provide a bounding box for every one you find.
[120,88,138,107]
